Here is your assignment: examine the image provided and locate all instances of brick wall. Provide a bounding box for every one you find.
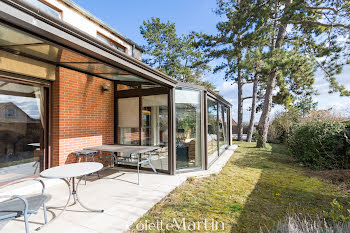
[52,67,114,166]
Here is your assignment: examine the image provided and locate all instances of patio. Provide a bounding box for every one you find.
[2,145,237,233]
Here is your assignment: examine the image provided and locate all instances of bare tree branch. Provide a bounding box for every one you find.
[243,96,253,101]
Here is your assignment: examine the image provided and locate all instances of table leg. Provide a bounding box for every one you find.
[73,177,104,213]
[84,156,87,185]
[147,152,158,174]
[35,178,72,231]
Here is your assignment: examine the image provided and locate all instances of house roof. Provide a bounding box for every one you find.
[0,102,39,123]
[59,0,144,52]
[0,0,232,107]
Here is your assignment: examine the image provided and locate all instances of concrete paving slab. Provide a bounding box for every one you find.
[1,145,237,233]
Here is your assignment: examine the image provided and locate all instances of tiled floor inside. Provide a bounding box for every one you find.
[2,145,237,233]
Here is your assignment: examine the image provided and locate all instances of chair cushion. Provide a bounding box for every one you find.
[0,194,47,220]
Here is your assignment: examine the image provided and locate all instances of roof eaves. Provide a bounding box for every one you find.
[2,0,176,86]
[59,0,144,52]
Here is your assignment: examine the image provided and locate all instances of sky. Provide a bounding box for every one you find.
[73,0,350,122]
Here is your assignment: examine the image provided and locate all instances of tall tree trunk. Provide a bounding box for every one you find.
[256,73,276,147]
[256,16,289,147]
[247,77,258,142]
[237,65,244,141]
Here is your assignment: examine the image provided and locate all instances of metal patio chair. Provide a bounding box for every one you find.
[74,150,100,184]
[0,178,48,233]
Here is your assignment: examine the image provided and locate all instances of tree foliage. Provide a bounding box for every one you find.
[205,0,350,147]
[140,17,216,90]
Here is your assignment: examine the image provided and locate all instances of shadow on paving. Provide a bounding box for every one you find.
[229,144,348,233]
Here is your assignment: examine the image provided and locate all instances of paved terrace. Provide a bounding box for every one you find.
[3,145,237,233]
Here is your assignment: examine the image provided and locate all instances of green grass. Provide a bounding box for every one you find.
[131,142,349,232]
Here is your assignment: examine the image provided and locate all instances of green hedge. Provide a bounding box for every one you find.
[288,120,350,169]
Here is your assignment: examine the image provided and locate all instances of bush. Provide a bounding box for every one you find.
[268,110,299,144]
[288,120,349,169]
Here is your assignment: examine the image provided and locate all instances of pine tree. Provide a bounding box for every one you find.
[140,17,215,90]
[206,0,350,148]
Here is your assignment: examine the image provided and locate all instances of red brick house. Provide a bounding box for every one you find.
[0,0,232,183]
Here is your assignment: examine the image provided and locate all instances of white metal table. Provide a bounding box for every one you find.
[84,145,160,184]
[37,162,103,230]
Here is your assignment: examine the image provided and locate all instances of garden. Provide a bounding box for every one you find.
[131,109,350,232]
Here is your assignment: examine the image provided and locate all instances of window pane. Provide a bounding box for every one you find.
[96,34,111,44]
[141,95,168,171]
[0,80,45,183]
[24,0,61,18]
[223,107,229,146]
[112,43,125,52]
[175,88,201,169]
[207,97,218,165]
[218,104,226,153]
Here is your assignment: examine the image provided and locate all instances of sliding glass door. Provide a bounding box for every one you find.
[207,97,218,165]
[175,88,202,170]
[141,94,168,171]
[116,84,170,172]
[0,78,47,184]
[207,95,230,167]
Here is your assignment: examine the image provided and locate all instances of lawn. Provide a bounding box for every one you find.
[131,142,349,232]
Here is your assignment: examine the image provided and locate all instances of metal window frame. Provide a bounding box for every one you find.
[114,84,172,174]
[0,74,51,173]
[173,86,204,173]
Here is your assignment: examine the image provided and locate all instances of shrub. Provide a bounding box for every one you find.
[288,120,348,169]
[268,110,299,144]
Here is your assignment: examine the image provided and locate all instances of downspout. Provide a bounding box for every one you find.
[132,44,135,58]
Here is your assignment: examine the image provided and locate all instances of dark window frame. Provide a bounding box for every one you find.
[0,75,51,185]
[114,83,171,174]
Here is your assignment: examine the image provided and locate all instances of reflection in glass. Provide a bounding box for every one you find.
[24,0,61,18]
[175,88,201,169]
[218,104,227,153]
[207,97,218,165]
[141,95,168,170]
[223,107,229,147]
[0,79,45,183]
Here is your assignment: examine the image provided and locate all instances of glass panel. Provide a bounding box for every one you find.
[141,84,162,89]
[96,34,111,44]
[175,88,201,169]
[141,95,168,171]
[223,107,229,147]
[117,84,138,91]
[0,50,56,81]
[6,44,61,63]
[0,22,150,84]
[62,62,119,74]
[218,104,226,153]
[207,97,218,165]
[112,43,125,52]
[0,80,45,183]
[0,23,42,46]
[24,0,61,18]
[104,74,148,82]
[118,128,139,145]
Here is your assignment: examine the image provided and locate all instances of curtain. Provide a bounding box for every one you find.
[34,87,45,128]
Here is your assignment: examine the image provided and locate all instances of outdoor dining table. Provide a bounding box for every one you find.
[84,145,160,184]
[37,162,103,230]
